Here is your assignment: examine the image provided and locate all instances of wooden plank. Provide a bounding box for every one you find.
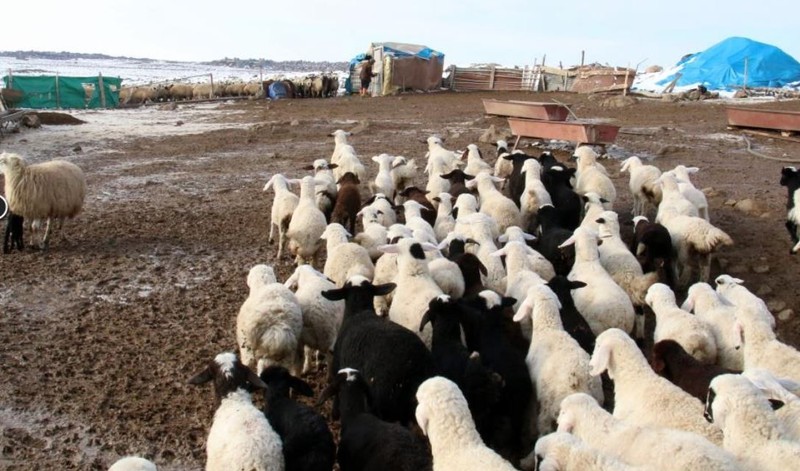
[739,128,800,144]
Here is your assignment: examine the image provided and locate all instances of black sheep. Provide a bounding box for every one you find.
[445,236,487,300]
[780,166,800,252]
[319,369,432,471]
[439,169,475,201]
[322,277,435,425]
[537,151,560,172]
[651,339,739,402]
[259,366,336,471]
[501,151,536,207]
[632,216,675,288]
[3,212,24,254]
[546,276,596,354]
[542,165,581,231]
[534,205,576,276]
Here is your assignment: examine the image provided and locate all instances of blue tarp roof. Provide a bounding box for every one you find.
[348,42,444,68]
[657,37,800,90]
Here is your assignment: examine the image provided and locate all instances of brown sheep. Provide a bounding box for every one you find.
[331,172,361,235]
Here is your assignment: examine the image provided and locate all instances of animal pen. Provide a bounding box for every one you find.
[1,73,122,109]
[447,64,636,94]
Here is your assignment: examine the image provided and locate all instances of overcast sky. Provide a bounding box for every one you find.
[3,0,798,69]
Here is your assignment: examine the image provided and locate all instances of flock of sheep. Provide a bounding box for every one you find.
[3,122,800,471]
[118,73,341,105]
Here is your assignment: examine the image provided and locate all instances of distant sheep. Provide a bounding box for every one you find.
[0,152,86,249]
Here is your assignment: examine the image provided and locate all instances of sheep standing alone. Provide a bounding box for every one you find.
[188,352,284,471]
[416,376,517,471]
[264,174,299,259]
[589,328,723,444]
[0,152,86,249]
[620,155,662,217]
[237,265,303,375]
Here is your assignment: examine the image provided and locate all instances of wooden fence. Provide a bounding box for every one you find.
[447,65,538,92]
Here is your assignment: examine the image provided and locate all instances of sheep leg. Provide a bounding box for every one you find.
[302,345,314,375]
[268,220,276,245]
[41,218,53,250]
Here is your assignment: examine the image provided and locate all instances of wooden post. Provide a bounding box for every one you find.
[743,57,749,91]
[55,73,61,108]
[623,67,630,96]
[581,50,585,67]
[98,72,106,108]
[449,64,456,91]
[209,73,215,98]
[489,66,496,90]
[7,69,12,88]
[542,54,546,67]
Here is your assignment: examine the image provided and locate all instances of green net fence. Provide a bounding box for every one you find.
[1,75,122,109]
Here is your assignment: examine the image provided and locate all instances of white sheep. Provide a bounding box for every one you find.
[596,211,658,307]
[108,457,158,471]
[461,143,493,176]
[416,376,517,471]
[237,265,303,375]
[284,264,344,374]
[382,239,443,347]
[523,432,643,471]
[453,194,500,243]
[706,373,800,470]
[466,172,521,235]
[370,153,396,197]
[308,159,337,219]
[403,200,438,245]
[713,275,775,329]
[743,368,800,442]
[371,225,413,315]
[189,352,284,471]
[320,223,375,286]
[559,227,635,336]
[578,192,610,232]
[645,283,718,364]
[573,146,615,209]
[497,226,555,281]
[513,285,603,435]
[456,214,507,293]
[557,393,742,471]
[494,151,513,186]
[0,152,86,249]
[620,155,662,217]
[329,129,353,165]
[366,193,397,228]
[656,173,699,221]
[589,328,724,445]
[424,136,461,175]
[353,206,388,261]
[390,156,418,200]
[666,165,709,221]
[519,158,552,230]
[263,174,299,259]
[433,192,456,242]
[425,155,453,207]
[657,205,732,289]
[681,282,743,370]
[428,256,466,299]
[286,176,327,266]
[731,301,800,384]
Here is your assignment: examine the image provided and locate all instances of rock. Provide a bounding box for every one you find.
[656,145,684,156]
[290,119,300,126]
[756,285,773,297]
[479,124,510,144]
[645,65,663,74]
[728,264,747,274]
[733,90,749,99]
[724,199,737,206]
[701,187,722,197]
[175,120,184,127]
[767,300,787,313]
[599,95,638,109]
[349,120,370,134]
[751,264,770,274]
[778,309,794,322]
[662,94,680,103]
[734,198,765,215]
[72,144,82,153]
[159,102,178,111]
[449,132,461,140]
[22,114,41,128]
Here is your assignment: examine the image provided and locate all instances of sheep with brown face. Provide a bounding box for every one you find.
[331,172,361,236]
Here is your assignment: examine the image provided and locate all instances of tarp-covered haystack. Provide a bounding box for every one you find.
[345,42,444,96]
[634,37,800,95]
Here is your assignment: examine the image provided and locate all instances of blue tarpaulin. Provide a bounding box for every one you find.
[268,81,288,99]
[657,37,800,90]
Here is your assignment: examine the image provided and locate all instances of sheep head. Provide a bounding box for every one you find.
[188,352,267,404]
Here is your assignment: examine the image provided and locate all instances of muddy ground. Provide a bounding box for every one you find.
[0,90,799,470]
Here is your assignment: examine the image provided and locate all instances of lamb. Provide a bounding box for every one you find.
[320,223,375,286]
[589,328,724,444]
[428,255,465,299]
[466,172,521,234]
[108,457,158,471]
[188,352,284,471]
[259,366,335,471]
[713,275,775,328]
[461,143,493,176]
[546,276,596,355]
[559,227,635,336]
[415,376,517,471]
[0,152,86,249]
[645,283,717,364]
[578,192,609,232]
[666,165,709,221]
[432,192,456,241]
[424,135,461,174]
[323,276,435,425]
[705,373,800,470]
[397,186,437,226]
[681,282,743,370]
[500,151,536,205]
[656,173,700,221]
[370,153,395,197]
[558,393,742,471]
[319,368,432,471]
[237,264,303,375]
[363,193,396,228]
[382,239,444,346]
[302,159,337,221]
[329,129,354,165]
[3,212,24,253]
[497,226,556,281]
[264,174,299,259]
[596,211,659,307]
[620,155,662,217]
[353,205,388,261]
[780,166,800,251]
[284,265,344,374]
[438,169,475,200]
[523,432,643,471]
[631,216,675,288]
[390,156,418,200]
[743,368,800,442]
[286,176,327,266]
[513,284,603,435]
[650,339,738,401]
[731,300,800,384]
[657,204,732,289]
[519,158,552,231]
[330,172,361,235]
[573,146,615,209]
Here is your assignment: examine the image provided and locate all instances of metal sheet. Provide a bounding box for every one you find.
[726,107,800,132]
[482,99,569,121]
[508,118,620,144]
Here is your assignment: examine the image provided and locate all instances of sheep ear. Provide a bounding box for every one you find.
[289,376,314,397]
[497,234,509,243]
[568,280,587,290]
[329,163,339,170]
[556,410,575,433]
[512,300,532,323]
[371,156,380,163]
[421,242,440,253]
[680,295,695,312]
[378,244,400,254]
[246,367,268,390]
[686,166,700,174]
[501,297,516,308]
[188,366,214,385]
[372,283,397,296]
[302,164,315,171]
[415,404,430,436]
[489,247,506,258]
[522,232,536,241]
[589,342,611,376]
[284,273,299,290]
[558,234,576,249]
[651,354,666,374]
[432,196,441,203]
[732,321,744,349]
[263,175,275,191]
[419,311,433,332]
[769,399,786,411]
[478,260,488,276]
[465,179,478,189]
[321,288,347,301]
[460,149,469,160]
[491,176,505,184]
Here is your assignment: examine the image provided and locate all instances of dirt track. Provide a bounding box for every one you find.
[1,91,799,470]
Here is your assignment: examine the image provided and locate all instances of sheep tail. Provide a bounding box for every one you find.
[693,226,733,254]
[630,271,660,306]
